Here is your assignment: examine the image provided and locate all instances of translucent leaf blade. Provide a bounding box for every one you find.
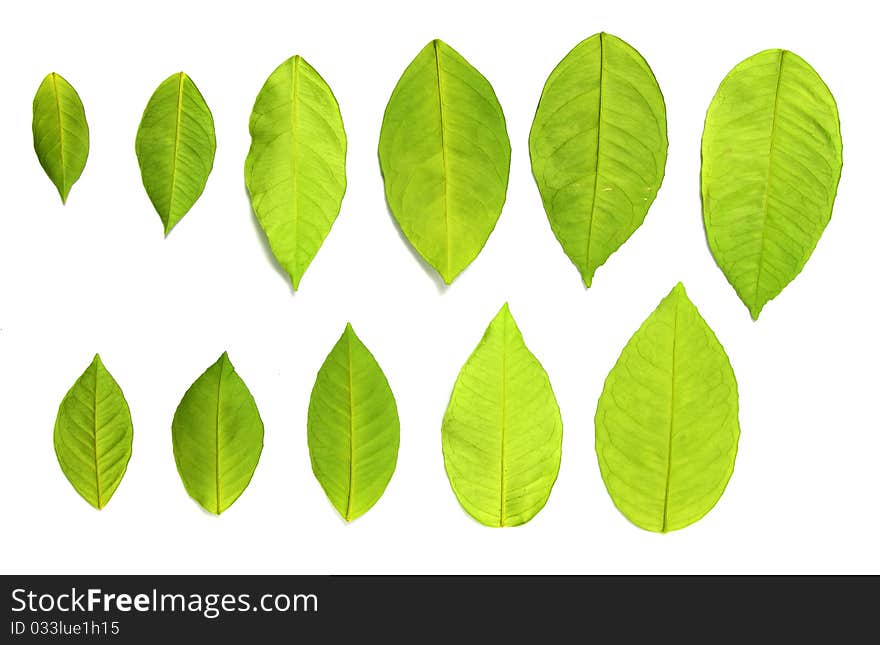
[171,353,264,514]
[245,55,347,290]
[529,33,668,287]
[53,355,133,509]
[701,49,843,319]
[442,304,562,527]
[135,72,216,235]
[595,283,740,532]
[378,40,512,284]
[307,324,400,521]
[32,72,90,203]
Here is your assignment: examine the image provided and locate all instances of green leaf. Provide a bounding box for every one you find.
[171,352,263,514]
[53,355,133,509]
[32,72,89,203]
[378,40,512,284]
[135,72,216,236]
[442,304,562,527]
[595,283,740,533]
[701,49,842,320]
[245,55,347,290]
[307,324,400,521]
[529,33,667,287]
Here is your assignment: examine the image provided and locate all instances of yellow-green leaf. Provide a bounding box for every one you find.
[529,33,667,287]
[701,49,843,319]
[53,355,133,509]
[595,283,740,532]
[245,55,347,290]
[307,324,399,521]
[135,72,216,235]
[442,304,562,527]
[32,72,89,203]
[171,353,263,514]
[378,40,511,284]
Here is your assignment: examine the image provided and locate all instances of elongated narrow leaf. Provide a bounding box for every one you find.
[307,324,399,521]
[171,353,263,514]
[701,49,842,319]
[32,72,89,203]
[53,355,133,509]
[135,72,216,235]
[378,40,511,284]
[529,33,667,287]
[442,304,562,527]
[595,283,740,532]
[245,55,347,290]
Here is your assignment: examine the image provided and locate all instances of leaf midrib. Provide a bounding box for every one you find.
[585,33,606,279]
[433,41,451,280]
[92,362,102,508]
[51,73,67,198]
[499,315,508,527]
[660,295,679,532]
[214,361,223,514]
[345,331,355,521]
[752,50,787,315]
[290,57,300,279]
[166,72,186,231]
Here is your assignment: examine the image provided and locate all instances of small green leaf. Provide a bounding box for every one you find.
[595,283,740,532]
[54,355,133,509]
[171,353,263,514]
[378,40,511,284]
[529,33,668,287]
[245,55,347,290]
[307,324,399,521]
[701,49,843,319]
[442,304,562,527]
[32,72,89,203]
[135,72,216,235]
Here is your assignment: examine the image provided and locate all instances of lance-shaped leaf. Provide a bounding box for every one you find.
[378,40,511,284]
[53,355,133,509]
[442,304,562,527]
[595,283,740,533]
[32,72,89,203]
[171,353,263,514]
[245,55,347,290]
[529,33,667,287]
[701,49,842,320]
[307,324,399,521]
[135,72,216,235]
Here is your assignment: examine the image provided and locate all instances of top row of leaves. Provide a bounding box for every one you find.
[32,34,842,319]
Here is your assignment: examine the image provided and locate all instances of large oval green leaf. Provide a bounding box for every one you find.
[442,304,562,527]
[32,72,89,203]
[53,355,133,509]
[135,72,216,236]
[171,352,263,514]
[529,33,667,287]
[245,55,347,290]
[378,40,511,284]
[701,49,842,320]
[595,283,740,532]
[307,324,399,521]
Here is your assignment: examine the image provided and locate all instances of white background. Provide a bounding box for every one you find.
[1,0,877,574]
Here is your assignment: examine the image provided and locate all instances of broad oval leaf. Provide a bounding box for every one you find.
[171,352,263,514]
[378,40,512,284]
[135,72,216,235]
[701,49,842,320]
[442,304,562,527]
[595,283,740,532]
[307,324,400,521]
[32,72,89,203]
[54,354,133,509]
[529,33,667,287]
[245,55,347,290]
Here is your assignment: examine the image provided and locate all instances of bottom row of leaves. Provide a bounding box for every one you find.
[54,283,740,533]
